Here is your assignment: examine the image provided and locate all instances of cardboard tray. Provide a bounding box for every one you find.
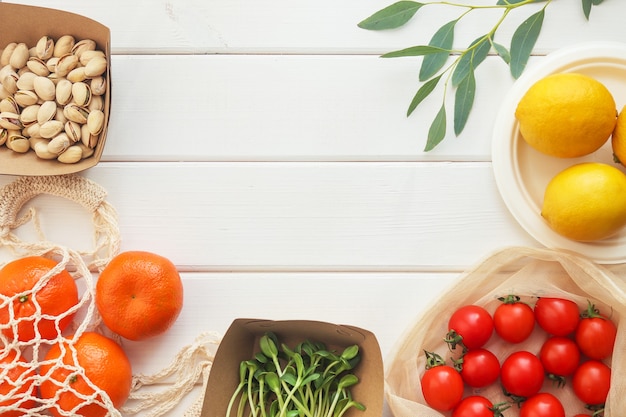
[201,318,384,417]
[0,2,111,176]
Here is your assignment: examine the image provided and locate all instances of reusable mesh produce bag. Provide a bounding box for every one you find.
[385,246,626,417]
[0,175,220,417]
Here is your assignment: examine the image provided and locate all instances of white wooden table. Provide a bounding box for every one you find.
[1,1,625,415]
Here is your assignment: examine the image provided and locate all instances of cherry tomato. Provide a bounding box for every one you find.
[457,348,500,388]
[500,351,544,398]
[575,302,617,360]
[572,360,611,406]
[493,295,535,343]
[447,305,494,351]
[539,336,580,378]
[519,393,565,417]
[421,351,464,411]
[451,395,494,417]
[534,297,580,336]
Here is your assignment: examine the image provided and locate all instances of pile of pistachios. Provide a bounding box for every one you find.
[0,35,108,164]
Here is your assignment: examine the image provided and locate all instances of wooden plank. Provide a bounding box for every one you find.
[0,162,539,271]
[7,0,623,54]
[103,54,517,161]
[123,271,459,373]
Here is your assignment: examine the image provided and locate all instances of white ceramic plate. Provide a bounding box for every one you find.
[492,42,626,264]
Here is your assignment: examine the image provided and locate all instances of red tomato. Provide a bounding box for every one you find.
[519,393,565,417]
[451,395,494,417]
[493,295,535,343]
[575,303,617,360]
[539,336,580,378]
[421,351,464,411]
[572,360,611,406]
[458,348,500,388]
[500,351,544,398]
[534,297,580,336]
[447,305,494,351]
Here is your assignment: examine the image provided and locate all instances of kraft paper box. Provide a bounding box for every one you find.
[201,318,384,417]
[0,2,111,176]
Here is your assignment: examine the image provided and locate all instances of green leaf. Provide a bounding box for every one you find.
[381,45,450,58]
[492,41,511,64]
[582,0,604,19]
[407,74,442,116]
[582,0,592,18]
[357,1,424,30]
[424,104,447,152]
[454,70,476,135]
[510,9,545,79]
[419,19,457,81]
[451,36,490,86]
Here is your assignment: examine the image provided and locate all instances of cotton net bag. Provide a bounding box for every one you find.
[0,175,220,417]
[385,246,626,416]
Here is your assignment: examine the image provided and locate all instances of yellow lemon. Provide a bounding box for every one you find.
[515,73,617,158]
[612,105,626,166]
[541,162,626,241]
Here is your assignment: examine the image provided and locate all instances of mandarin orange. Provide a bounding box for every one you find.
[0,349,37,416]
[39,331,132,417]
[0,256,78,342]
[95,251,183,340]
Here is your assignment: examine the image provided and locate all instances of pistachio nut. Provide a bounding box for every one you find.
[33,139,57,159]
[71,39,96,58]
[67,67,87,83]
[55,78,73,106]
[26,57,50,76]
[0,96,19,113]
[88,95,104,112]
[77,142,95,159]
[40,119,64,139]
[87,109,105,135]
[0,85,9,100]
[79,50,106,66]
[0,128,7,146]
[53,35,75,58]
[64,120,81,143]
[37,100,57,124]
[57,144,83,163]
[20,104,41,127]
[33,76,56,101]
[9,43,29,69]
[71,82,91,107]
[16,71,36,91]
[47,132,71,155]
[46,56,59,73]
[0,43,17,67]
[55,53,79,77]
[1,71,18,95]
[36,36,54,60]
[0,112,23,130]
[90,76,107,96]
[7,131,29,153]
[14,90,39,107]
[23,122,41,139]
[55,107,67,124]
[64,103,89,124]
[81,123,98,148]
[84,56,107,78]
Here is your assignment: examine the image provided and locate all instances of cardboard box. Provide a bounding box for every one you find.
[0,2,111,176]
[201,318,384,417]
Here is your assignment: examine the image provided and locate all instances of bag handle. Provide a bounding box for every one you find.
[0,174,120,271]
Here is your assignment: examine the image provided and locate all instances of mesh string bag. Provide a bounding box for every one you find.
[0,174,220,417]
[385,246,626,417]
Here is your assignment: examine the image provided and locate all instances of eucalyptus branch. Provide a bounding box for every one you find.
[358,0,605,151]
